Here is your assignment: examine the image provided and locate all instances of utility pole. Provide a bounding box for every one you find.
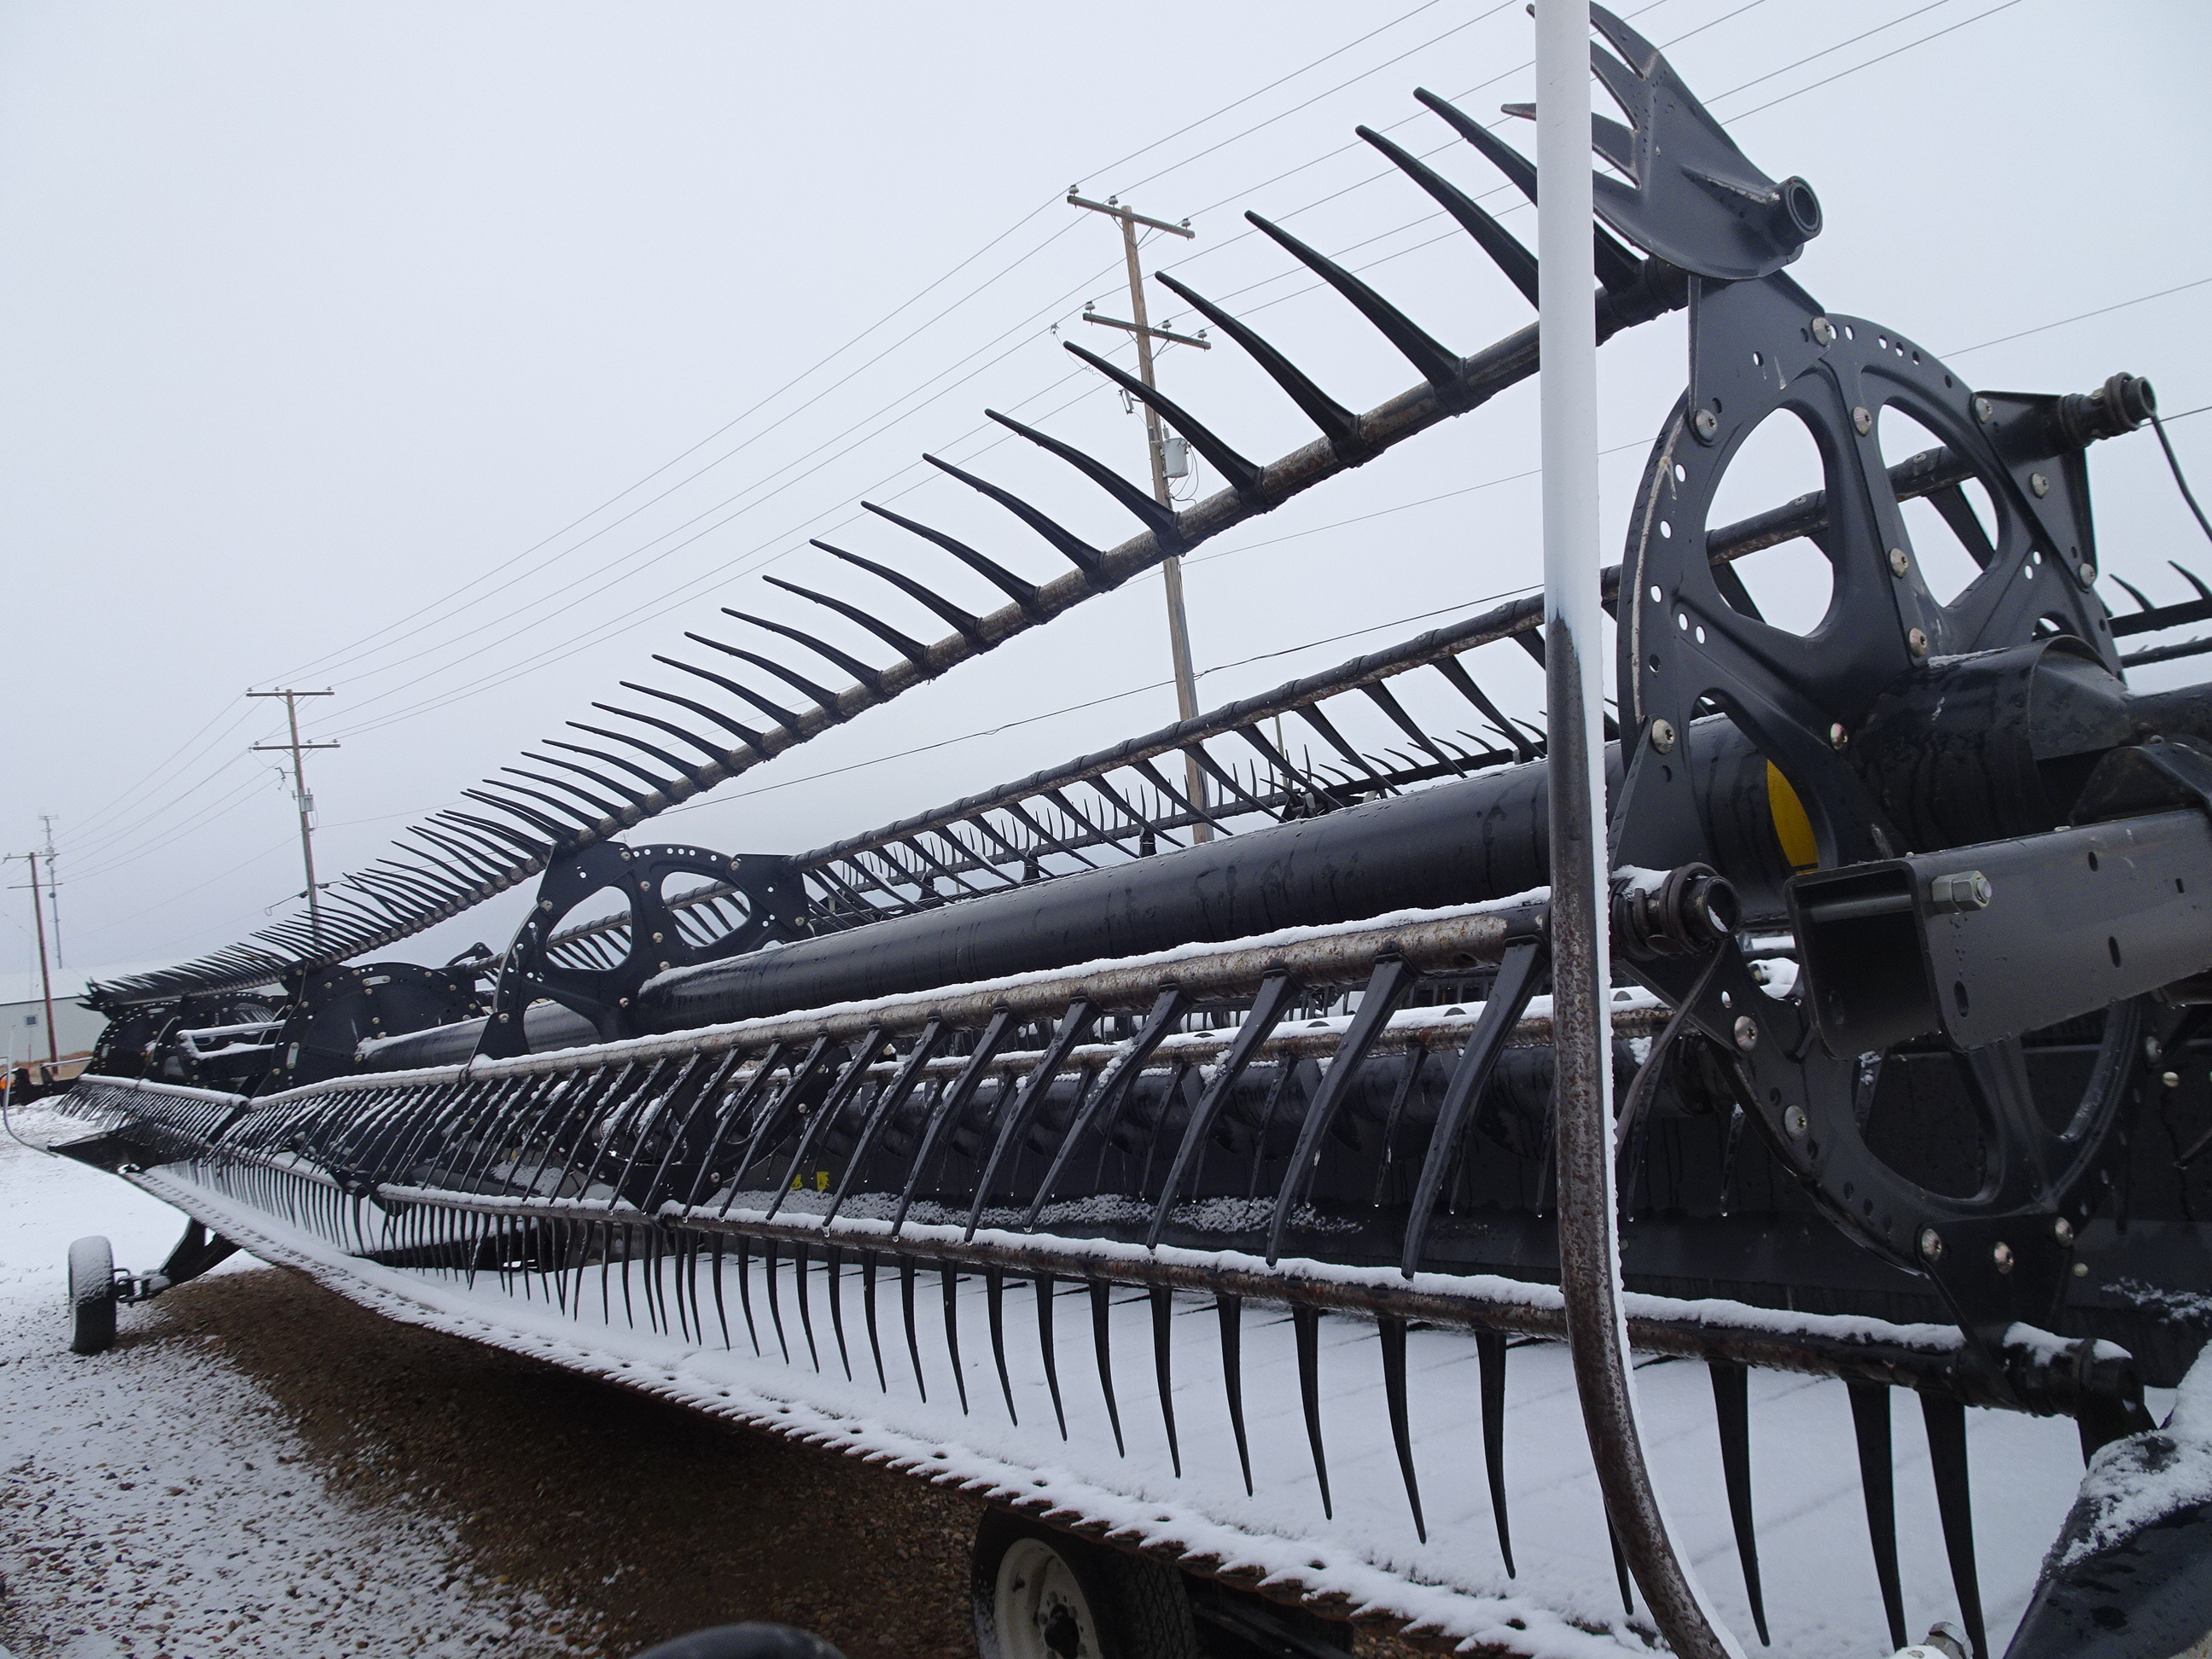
[38,812,61,967]
[5,852,60,1068]
[1070,190,1216,841]
[248,689,339,942]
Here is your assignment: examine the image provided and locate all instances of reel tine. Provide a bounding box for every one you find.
[445,808,552,858]
[1292,1303,1332,1518]
[1361,680,1464,776]
[894,1008,1018,1234]
[1924,486,1996,567]
[460,789,573,843]
[768,1024,886,1217]
[1035,1273,1068,1439]
[730,1034,837,1195]
[1402,939,1548,1276]
[1128,754,1234,839]
[762,1237,789,1363]
[1412,87,1644,294]
[661,648,802,735]
[826,1245,851,1381]
[1921,1394,1988,1659]
[1476,1330,1514,1575]
[520,751,649,811]
[763,574,931,670]
[987,1266,1018,1423]
[571,715,711,785]
[622,678,769,754]
[861,1249,887,1391]
[1708,1359,1769,1645]
[793,1240,819,1371]
[596,695,740,767]
[1848,1382,1908,1652]
[900,1254,926,1401]
[1244,212,1458,399]
[1607,1522,1635,1616]
[966,997,1101,1240]
[859,499,1046,620]
[736,1236,760,1354]
[725,605,885,698]
[1026,985,1191,1228]
[940,1263,969,1414]
[1357,125,1537,308]
[2110,571,2157,612]
[1062,343,1266,509]
[538,739,674,797]
[1217,1295,1252,1495]
[1149,970,1301,1248]
[986,410,1179,544]
[1292,702,1397,793]
[1090,1280,1125,1456]
[712,617,856,707]
[710,1236,731,1349]
[1431,656,1536,763]
[1379,1315,1427,1541]
[828,1017,949,1223]
[1154,271,1362,463]
[816,541,987,648]
[1266,954,1417,1264]
[922,452,1107,587]
[502,765,624,822]
[1150,1286,1181,1477]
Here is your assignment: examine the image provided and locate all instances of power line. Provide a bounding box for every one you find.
[1945,276,2212,358]
[271,0,1507,692]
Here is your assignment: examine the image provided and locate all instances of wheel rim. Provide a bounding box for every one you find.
[994,1536,1102,1659]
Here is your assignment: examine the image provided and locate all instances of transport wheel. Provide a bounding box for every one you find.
[67,1236,118,1355]
[972,1511,1198,1659]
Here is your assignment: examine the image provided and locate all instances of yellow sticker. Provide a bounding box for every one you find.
[1766,762,1819,872]
[816,1171,830,1191]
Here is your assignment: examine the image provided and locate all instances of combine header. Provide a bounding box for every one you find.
[44,10,2212,1656]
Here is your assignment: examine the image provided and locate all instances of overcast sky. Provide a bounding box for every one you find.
[4,0,2209,996]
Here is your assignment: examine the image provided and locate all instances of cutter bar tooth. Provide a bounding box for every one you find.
[1476,1329,1514,1575]
[1216,1295,1252,1495]
[940,1263,969,1414]
[1292,1302,1331,1518]
[1708,1359,1769,1645]
[1150,1285,1180,1477]
[1035,1272,1067,1440]
[1379,1315,1427,1541]
[987,1266,1017,1423]
[1922,1393,1988,1659]
[1090,1279,1124,1457]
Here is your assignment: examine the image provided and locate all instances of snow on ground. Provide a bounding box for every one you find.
[0,1108,584,1658]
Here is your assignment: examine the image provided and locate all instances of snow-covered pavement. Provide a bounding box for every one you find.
[0,1109,581,1658]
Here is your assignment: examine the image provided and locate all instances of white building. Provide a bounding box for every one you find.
[0,968,114,1063]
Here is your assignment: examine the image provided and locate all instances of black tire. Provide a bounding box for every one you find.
[972,1511,1198,1659]
[67,1235,118,1355]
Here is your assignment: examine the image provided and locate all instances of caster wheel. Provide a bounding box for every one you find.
[972,1511,1197,1659]
[67,1235,118,1355]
